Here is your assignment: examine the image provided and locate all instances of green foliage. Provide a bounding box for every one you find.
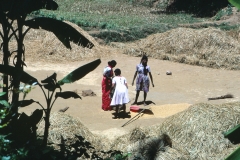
[0,135,27,160]
[58,59,101,85]
[214,4,233,20]
[229,0,240,9]
[0,92,10,129]
[166,0,229,17]
[30,0,205,43]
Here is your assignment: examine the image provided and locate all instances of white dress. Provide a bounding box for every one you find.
[110,76,129,106]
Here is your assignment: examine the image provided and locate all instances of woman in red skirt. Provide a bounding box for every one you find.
[102,60,117,111]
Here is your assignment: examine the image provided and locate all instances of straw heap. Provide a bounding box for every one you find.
[122,27,240,70]
[37,112,111,151]
[110,102,240,159]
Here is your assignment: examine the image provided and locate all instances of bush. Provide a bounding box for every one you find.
[166,0,230,17]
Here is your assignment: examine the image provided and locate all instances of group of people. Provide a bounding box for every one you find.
[101,55,154,118]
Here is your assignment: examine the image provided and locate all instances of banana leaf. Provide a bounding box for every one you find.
[58,59,101,85]
[229,0,240,9]
[223,124,240,144]
[0,100,9,108]
[225,146,240,160]
[29,109,43,125]
[0,0,58,20]
[17,99,35,107]
[0,92,6,97]
[0,64,38,84]
[24,17,94,49]
[41,72,57,84]
[55,91,81,99]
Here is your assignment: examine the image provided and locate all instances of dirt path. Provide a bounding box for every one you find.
[19,53,240,139]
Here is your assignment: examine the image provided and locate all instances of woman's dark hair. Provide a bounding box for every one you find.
[108,60,117,67]
[140,55,148,75]
[141,55,148,63]
[114,68,121,76]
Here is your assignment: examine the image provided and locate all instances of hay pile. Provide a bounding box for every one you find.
[37,112,111,151]
[110,102,240,159]
[122,27,240,70]
[4,21,117,63]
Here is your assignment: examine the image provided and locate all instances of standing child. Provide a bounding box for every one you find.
[132,55,154,106]
[110,68,129,118]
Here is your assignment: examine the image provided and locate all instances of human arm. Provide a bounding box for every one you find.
[112,83,116,88]
[149,72,154,87]
[125,83,128,89]
[132,71,137,86]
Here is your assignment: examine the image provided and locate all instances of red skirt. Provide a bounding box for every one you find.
[102,77,112,111]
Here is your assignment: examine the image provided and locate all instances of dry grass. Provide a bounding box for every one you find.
[3,21,240,71]
[120,27,240,70]
[22,22,105,63]
[36,103,240,159]
[37,112,111,151]
[110,102,240,159]
[1,21,118,64]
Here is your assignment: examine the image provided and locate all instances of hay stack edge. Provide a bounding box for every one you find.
[37,102,240,159]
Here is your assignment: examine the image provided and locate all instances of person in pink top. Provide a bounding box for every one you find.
[102,60,117,111]
[110,68,129,118]
[132,55,154,106]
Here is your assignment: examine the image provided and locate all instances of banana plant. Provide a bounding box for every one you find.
[0,59,101,146]
[0,0,95,118]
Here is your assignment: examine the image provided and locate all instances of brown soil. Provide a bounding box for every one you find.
[19,53,240,139]
[17,10,240,139]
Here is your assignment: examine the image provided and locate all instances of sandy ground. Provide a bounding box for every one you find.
[19,53,240,139]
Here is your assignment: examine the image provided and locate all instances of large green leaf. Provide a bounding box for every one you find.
[229,0,240,9]
[0,64,38,84]
[24,17,94,49]
[0,0,58,20]
[0,100,9,108]
[58,59,101,85]
[225,146,240,160]
[0,92,6,97]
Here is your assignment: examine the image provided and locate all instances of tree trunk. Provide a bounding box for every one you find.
[11,18,24,113]
[1,15,10,102]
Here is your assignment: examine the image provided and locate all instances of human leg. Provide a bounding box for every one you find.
[122,104,126,112]
[143,92,147,106]
[115,105,120,118]
[132,91,140,105]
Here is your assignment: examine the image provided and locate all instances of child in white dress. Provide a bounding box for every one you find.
[110,68,129,118]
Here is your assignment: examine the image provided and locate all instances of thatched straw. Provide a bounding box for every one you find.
[37,112,111,151]
[110,102,240,159]
[122,27,240,70]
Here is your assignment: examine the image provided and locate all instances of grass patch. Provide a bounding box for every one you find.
[31,0,206,43]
